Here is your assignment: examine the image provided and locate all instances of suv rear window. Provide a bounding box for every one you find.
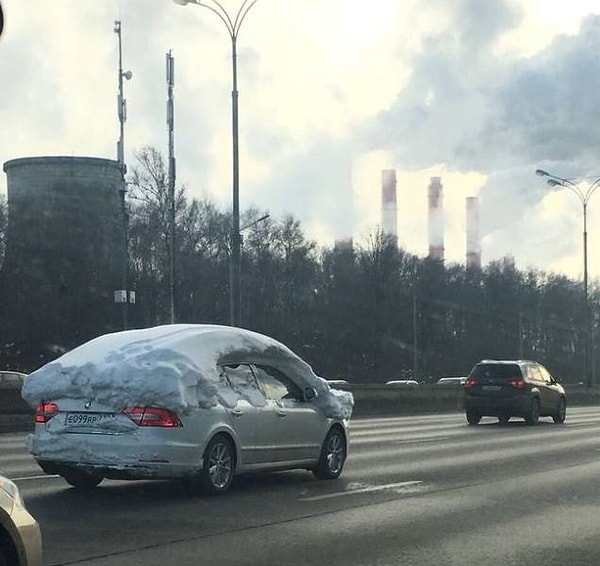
[470,363,522,380]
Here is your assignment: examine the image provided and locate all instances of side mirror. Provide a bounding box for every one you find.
[303,387,318,402]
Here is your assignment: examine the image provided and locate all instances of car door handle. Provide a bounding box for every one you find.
[229,409,243,417]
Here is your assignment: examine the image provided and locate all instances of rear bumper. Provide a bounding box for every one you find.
[464,395,530,416]
[28,429,203,480]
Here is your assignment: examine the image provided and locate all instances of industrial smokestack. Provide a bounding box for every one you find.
[428,176,444,261]
[381,169,398,243]
[466,196,481,269]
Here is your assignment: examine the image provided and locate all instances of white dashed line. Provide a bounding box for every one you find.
[300,480,423,501]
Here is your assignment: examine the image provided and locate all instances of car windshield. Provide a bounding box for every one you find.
[0,2,598,566]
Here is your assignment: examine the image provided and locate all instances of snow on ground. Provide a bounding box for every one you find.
[21,324,354,420]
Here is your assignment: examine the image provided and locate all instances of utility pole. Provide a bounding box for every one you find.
[166,50,176,324]
[114,20,132,329]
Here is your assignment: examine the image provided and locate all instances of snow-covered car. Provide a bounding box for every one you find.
[0,474,43,566]
[22,324,354,495]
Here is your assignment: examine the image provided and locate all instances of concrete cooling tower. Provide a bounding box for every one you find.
[0,156,125,350]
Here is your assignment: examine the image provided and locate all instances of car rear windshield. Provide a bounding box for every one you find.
[470,363,522,380]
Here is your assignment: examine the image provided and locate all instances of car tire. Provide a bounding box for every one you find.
[553,397,567,424]
[0,530,18,566]
[525,398,540,426]
[466,411,481,425]
[498,415,510,425]
[313,427,347,480]
[62,469,103,489]
[199,434,236,495]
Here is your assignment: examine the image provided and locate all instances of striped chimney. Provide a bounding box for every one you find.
[428,176,444,261]
[381,169,398,243]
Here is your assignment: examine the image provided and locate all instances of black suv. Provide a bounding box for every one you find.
[463,360,566,425]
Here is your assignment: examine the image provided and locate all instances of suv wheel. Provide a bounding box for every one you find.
[525,398,540,426]
[466,410,481,425]
[553,398,566,424]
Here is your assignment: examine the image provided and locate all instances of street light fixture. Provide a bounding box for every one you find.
[173,0,260,327]
[536,168,600,386]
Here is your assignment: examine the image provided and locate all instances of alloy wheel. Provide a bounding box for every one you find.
[207,440,234,490]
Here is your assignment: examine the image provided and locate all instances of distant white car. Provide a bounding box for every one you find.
[436,376,467,385]
[0,370,27,388]
[326,379,350,387]
[385,379,419,386]
[23,325,353,495]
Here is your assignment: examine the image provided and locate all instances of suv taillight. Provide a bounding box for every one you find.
[122,406,182,428]
[507,378,525,389]
[464,377,478,388]
[35,402,59,423]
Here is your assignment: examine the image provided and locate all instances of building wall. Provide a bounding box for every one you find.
[0,156,125,352]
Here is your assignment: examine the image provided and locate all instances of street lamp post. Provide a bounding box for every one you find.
[173,0,260,327]
[536,169,600,386]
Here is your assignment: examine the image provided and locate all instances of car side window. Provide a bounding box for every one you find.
[538,365,553,383]
[220,364,259,390]
[526,364,542,382]
[253,365,303,402]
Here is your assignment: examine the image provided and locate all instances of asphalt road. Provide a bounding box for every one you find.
[3,407,600,566]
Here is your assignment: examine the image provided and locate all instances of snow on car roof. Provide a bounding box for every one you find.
[21,324,353,419]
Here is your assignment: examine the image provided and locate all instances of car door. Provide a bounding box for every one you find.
[220,364,270,465]
[252,364,324,463]
[537,363,562,412]
[524,363,547,409]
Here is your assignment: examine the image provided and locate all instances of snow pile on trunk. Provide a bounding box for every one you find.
[22,324,354,420]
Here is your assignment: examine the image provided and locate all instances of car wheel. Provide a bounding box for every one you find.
[313,427,347,480]
[200,435,235,495]
[498,415,510,425]
[62,468,103,489]
[0,530,18,566]
[553,397,567,424]
[525,398,540,426]
[466,410,481,425]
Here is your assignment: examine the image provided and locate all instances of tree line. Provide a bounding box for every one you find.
[1,146,598,383]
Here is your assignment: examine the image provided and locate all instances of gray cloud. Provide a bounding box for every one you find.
[245,137,356,242]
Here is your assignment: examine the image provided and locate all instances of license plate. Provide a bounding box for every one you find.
[65,412,115,426]
[482,385,501,392]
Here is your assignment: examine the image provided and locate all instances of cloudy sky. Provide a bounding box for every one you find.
[2,0,600,279]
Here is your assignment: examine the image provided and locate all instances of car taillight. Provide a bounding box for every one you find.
[122,406,182,428]
[35,402,58,423]
[507,378,526,389]
[464,377,478,388]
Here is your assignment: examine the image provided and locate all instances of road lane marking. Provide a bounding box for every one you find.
[300,480,423,501]
[12,474,59,481]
